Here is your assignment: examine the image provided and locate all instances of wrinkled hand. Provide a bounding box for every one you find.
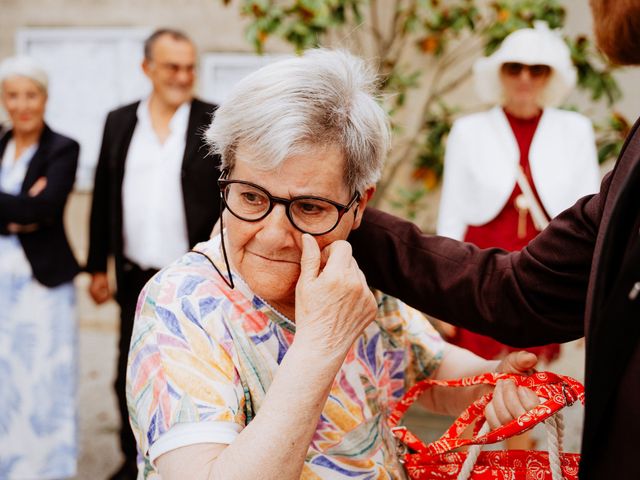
[89,272,112,304]
[294,234,377,357]
[485,351,540,429]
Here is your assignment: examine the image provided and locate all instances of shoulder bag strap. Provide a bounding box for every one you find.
[515,165,550,231]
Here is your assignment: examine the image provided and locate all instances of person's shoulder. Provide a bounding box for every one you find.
[43,125,80,153]
[144,238,231,304]
[191,98,218,115]
[545,108,593,130]
[452,109,494,131]
[106,101,141,122]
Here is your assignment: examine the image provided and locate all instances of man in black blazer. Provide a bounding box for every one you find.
[350,2,640,477]
[86,29,220,480]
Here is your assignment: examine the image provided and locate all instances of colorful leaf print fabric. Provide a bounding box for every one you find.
[127,235,444,479]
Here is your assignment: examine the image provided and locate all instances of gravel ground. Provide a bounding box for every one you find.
[71,274,123,480]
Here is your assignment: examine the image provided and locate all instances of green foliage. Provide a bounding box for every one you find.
[415,102,456,179]
[596,112,630,164]
[567,35,621,105]
[223,0,625,218]
[484,0,565,54]
[387,186,428,221]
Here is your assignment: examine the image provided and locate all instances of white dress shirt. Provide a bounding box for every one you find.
[122,98,191,270]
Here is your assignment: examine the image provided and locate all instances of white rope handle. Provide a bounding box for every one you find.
[546,413,566,480]
[456,422,490,480]
[456,413,566,480]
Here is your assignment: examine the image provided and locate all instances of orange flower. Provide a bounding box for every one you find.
[251,4,264,17]
[422,168,438,190]
[298,5,315,22]
[498,9,510,22]
[412,167,438,190]
[257,30,268,44]
[420,36,439,54]
[412,167,428,180]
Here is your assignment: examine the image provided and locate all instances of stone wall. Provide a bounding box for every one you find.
[2,0,638,118]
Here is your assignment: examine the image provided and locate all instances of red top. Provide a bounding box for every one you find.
[464,109,546,250]
[454,109,560,362]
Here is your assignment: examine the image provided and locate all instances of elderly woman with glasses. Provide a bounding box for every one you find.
[436,24,601,369]
[126,49,540,480]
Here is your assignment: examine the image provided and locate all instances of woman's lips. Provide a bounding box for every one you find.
[248,251,299,264]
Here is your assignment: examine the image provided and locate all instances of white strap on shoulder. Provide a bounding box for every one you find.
[515,166,549,232]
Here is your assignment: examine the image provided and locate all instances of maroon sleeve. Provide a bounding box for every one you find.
[349,175,611,347]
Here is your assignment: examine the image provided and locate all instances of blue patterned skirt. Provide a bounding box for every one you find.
[0,237,77,479]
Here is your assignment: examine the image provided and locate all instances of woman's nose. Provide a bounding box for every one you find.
[12,96,29,111]
[256,204,297,245]
[519,69,533,82]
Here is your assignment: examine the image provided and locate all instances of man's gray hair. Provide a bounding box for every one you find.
[205,49,390,194]
[144,28,192,61]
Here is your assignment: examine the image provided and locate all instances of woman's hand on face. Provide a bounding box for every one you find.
[484,351,540,429]
[294,234,377,357]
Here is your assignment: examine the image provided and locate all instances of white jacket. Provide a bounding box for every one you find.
[437,107,600,240]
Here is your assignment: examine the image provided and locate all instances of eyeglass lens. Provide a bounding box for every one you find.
[223,182,344,235]
[502,62,551,78]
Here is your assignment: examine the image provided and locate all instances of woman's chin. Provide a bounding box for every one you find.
[243,272,298,308]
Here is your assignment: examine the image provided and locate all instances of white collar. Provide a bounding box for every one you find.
[136,97,191,134]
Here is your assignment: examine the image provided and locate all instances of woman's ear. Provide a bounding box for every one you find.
[352,185,376,230]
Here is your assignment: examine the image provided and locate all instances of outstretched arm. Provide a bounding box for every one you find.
[349,177,609,347]
[420,346,539,419]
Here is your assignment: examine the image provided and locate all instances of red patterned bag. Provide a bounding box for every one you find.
[388,372,584,480]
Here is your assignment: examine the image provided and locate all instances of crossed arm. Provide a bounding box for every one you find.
[0,140,78,227]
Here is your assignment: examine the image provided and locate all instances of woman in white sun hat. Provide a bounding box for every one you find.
[435,21,600,445]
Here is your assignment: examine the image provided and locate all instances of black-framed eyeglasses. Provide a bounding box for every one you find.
[218,170,361,236]
[501,62,551,78]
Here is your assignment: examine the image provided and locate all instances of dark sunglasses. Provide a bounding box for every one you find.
[501,62,551,78]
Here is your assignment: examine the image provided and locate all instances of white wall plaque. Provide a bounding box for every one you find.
[16,28,152,190]
[199,52,291,105]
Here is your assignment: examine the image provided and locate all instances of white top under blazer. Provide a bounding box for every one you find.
[437,106,600,240]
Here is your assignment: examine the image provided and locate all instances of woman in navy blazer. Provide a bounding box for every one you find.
[0,124,80,284]
[0,56,80,479]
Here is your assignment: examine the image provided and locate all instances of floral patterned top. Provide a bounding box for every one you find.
[127,235,444,479]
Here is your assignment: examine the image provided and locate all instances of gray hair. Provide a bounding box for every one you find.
[144,28,193,61]
[205,48,391,194]
[0,56,48,93]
